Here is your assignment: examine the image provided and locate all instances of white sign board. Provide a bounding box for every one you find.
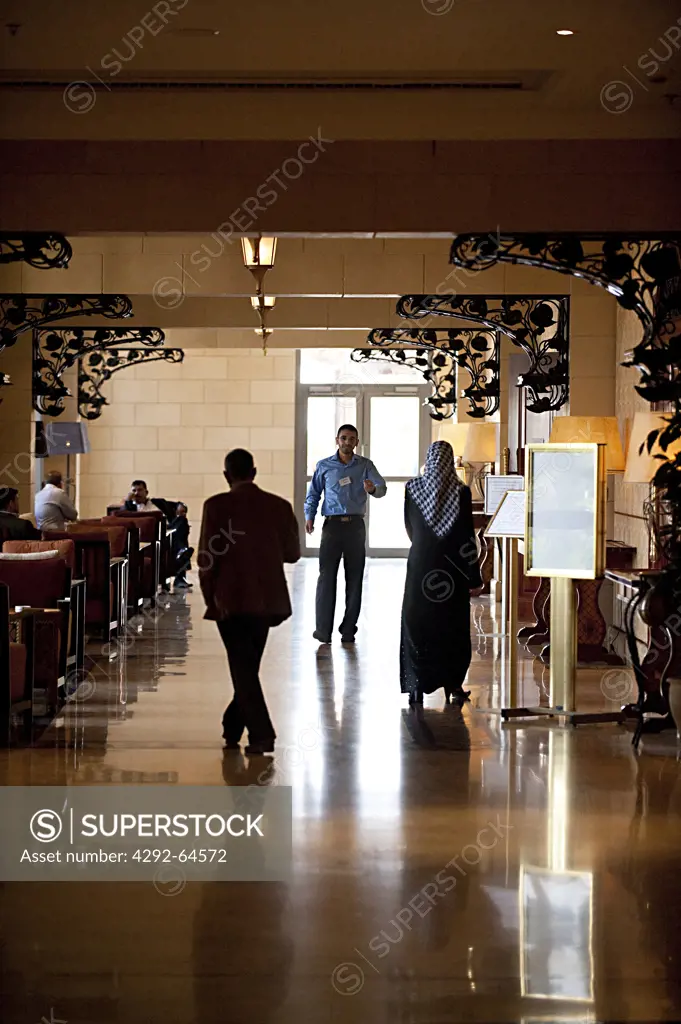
[484,474,524,515]
[520,866,593,1001]
[485,490,526,538]
[525,445,602,578]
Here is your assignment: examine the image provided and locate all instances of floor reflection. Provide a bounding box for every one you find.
[0,559,680,1022]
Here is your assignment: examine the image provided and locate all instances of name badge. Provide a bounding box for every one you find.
[339,476,351,486]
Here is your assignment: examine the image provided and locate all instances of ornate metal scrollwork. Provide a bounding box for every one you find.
[78,347,184,421]
[352,345,456,420]
[396,294,569,414]
[358,327,500,419]
[0,294,133,355]
[450,233,680,345]
[33,327,166,417]
[0,233,72,270]
[449,233,681,572]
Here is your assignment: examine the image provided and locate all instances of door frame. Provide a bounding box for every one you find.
[295,374,431,558]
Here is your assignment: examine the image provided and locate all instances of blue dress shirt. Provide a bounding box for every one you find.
[305,452,387,520]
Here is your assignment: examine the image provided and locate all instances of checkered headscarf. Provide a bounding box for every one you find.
[406,440,464,537]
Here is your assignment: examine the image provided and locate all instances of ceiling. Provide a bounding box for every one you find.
[0,6,675,349]
[0,0,679,139]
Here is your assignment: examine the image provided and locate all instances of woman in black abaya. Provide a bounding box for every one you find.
[400,440,483,706]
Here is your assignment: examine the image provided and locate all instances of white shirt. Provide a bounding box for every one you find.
[131,500,157,512]
[35,483,78,531]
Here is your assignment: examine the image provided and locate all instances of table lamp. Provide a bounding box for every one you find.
[549,416,625,472]
[623,411,681,483]
[463,422,498,499]
[437,422,470,461]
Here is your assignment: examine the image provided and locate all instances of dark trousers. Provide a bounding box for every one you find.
[217,616,275,744]
[174,545,194,582]
[315,517,366,639]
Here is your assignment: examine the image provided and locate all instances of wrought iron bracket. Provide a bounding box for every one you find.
[78,347,184,420]
[448,233,681,569]
[0,294,133,355]
[395,294,569,414]
[358,327,500,419]
[33,327,166,417]
[449,233,680,346]
[0,233,73,269]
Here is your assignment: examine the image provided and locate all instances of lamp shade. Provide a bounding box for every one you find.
[241,236,277,269]
[549,416,625,472]
[463,422,498,463]
[437,422,470,457]
[44,421,90,455]
[624,412,681,483]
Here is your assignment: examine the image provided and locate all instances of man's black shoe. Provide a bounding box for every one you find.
[313,630,332,644]
[341,635,355,644]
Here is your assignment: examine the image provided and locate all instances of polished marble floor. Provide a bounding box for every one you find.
[1,559,680,1023]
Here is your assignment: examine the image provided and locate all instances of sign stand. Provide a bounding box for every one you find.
[501,444,623,728]
[502,536,519,704]
[481,479,525,639]
[501,577,623,725]
[485,490,524,696]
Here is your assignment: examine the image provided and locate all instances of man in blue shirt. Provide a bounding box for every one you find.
[304,423,387,644]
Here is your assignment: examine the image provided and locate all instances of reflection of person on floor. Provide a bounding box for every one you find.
[400,441,483,707]
[198,449,300,755]
[304,423,386,645]
[193,753,293,1023]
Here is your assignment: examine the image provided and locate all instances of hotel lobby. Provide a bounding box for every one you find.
[1,2,681,1021]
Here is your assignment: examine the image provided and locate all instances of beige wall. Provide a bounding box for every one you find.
[0,243,624,533]
[0,338,34,514]
[77,347,296,537]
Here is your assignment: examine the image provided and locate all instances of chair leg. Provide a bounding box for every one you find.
[22,708,33,741]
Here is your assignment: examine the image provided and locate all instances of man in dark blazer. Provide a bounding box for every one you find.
[0,487,41,540]
[198,449,301,755]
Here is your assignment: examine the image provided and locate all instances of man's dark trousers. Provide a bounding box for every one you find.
[315,516,366,639]
[217,615,275,744]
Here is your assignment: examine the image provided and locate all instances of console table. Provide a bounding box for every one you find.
[604,568,681,746]
[519,541,637,664]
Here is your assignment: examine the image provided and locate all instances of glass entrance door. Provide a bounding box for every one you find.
[363,392,424,556]
[303,393,360,553]
[298,380,430,557]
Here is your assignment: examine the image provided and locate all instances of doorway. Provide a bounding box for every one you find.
[295,352,431,556]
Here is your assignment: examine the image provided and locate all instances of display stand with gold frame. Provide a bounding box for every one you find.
[501,443,623,726]
[485,490,525,700]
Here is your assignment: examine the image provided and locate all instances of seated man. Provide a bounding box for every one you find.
[121,479,161,513]
[0,487,41,540]
[119,480,182,521]
[170,502,194,589]
[35,470,78,531]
